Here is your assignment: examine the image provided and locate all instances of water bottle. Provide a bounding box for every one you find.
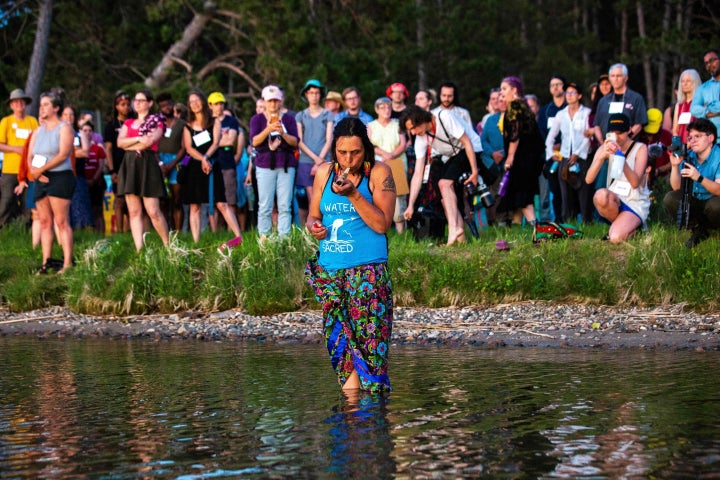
[610,150,625,179]
[498,170,511,198]
[549,151,562,174]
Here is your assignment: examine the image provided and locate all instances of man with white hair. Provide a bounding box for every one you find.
[593,63,648,143]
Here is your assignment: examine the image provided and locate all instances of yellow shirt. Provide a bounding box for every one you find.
[0,114,39,174]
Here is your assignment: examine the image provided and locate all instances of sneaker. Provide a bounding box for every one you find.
[218,236,243,255]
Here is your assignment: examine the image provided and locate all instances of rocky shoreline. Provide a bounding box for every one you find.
[1,302,719,350]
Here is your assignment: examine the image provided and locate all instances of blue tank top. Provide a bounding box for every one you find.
[318,172,388,270]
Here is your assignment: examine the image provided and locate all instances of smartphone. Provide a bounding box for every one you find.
[270,114,279,123]
[605,132,617,143]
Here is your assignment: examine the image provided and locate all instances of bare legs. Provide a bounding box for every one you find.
[125,194,169,251]
[438,179,465,245]
[593,188,641,243]
[36,196,73,271]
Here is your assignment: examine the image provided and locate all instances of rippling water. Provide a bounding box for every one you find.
[1,338,719,478]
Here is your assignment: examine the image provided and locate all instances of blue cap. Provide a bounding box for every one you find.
[300,79,327,101]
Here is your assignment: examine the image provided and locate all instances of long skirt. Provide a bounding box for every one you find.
[305,256,393,394]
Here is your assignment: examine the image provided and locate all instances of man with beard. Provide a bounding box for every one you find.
[691,49,720,143]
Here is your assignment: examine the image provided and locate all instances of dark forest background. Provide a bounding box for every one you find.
[1,0,718,127]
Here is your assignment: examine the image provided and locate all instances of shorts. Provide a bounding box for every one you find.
[159,152,179,185]
[437,151,471,182]
[222,168,238,205]
[34,170,76,201]
[295,162,315,187]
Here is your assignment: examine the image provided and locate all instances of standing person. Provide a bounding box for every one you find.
[673,69,702,145]
[663,119,720,248]
[400,105,480,245]
[479,87,501,131]
[369,97,409,233]
[249,85,299,241]
[586,113,650,243]
[497,77,545,227]
[324,91,344,117]
[386,82,409,120]
[208,91,241,232]
[27,91,75,273]
[116,90,170,251]
[334,87,374,126]
[593,63,648,143]
[296,79,333,226]
[104,91,133,233]
[305,117,396,394]
[537,75,567,222]
[80,121,107,234]
[182,90,243,250]
[691,49,720,142]
[432,82,473,128]
[414,89,434,111]
[63,105,94,229]
[156,92,186,231]
[545,82,593,223]
[0,88,38,227]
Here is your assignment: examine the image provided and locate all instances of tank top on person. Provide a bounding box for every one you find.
[185,124,214,156]
[123,118,162,152]
[33,121,72,172]
[608,142,651,223]
[318,172,388,270]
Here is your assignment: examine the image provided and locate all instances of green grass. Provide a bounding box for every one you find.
[1,217,719,315]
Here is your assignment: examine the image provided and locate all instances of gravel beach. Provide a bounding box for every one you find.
[2,302,719,350]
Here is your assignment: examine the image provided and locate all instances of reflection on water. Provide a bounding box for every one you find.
[1,338,719,478]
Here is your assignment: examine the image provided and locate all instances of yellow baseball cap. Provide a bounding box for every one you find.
[644,108,663,134]
[208,92,226,104]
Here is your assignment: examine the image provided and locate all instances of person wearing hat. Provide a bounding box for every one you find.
[324,91,343,117]
[386,82,409,120]
[586,113,650,243]
[637,107,672,178]
[296,79,333,225]
[0,88,39,227]
[208,91,244,234]
[249,84,299,240]
[545,82,593,223]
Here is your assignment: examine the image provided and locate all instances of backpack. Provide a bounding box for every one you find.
[532,221,583,244]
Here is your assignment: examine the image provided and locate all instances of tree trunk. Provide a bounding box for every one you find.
[636,1,654,106]
[416,0,426,89]
[25,0,53,117]
[620,6,628,57]
[144,1,217,89]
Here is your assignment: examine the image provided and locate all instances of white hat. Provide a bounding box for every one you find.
[261,85,283,101]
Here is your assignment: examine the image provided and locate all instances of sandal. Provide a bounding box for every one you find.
[36,264,50,275]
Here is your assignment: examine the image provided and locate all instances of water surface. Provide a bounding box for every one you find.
[1,338,719,478]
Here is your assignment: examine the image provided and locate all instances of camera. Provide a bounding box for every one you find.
[668,135,687,158]
[458,172,494,209]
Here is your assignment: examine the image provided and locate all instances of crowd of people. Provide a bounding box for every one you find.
[2,49,720,274]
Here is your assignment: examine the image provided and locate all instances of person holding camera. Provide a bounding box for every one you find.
[663,119,720,248]
[400,105,479,245]
[585,113,650,243]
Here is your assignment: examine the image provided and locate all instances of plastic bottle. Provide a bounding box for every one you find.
[549,151,562,174]
[498,170,511,197]
[610,150,625,179]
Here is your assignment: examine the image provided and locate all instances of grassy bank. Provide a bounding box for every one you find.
[1,220,718,316]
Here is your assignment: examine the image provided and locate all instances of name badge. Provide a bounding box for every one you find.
[610,179,631,196]
[164,127,173,138]
[678,112,692,125]
[31,154,47,168]
[422,163,431,184]
[192,130,211,147]
[609,102,624,114]
[15,128,30,140]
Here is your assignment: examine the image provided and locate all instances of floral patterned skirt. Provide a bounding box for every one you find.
[305,256,393,394]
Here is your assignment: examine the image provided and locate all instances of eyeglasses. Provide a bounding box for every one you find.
[550,82,563,87]
[134,98,148,103]
[705,57,719,66]
[688,133,708,141]
[565,91,579,96]
[344,95,359,101]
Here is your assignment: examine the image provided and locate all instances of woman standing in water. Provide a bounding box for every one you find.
[305,117,396,394]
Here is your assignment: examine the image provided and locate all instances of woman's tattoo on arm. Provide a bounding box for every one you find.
[383,175,396,192]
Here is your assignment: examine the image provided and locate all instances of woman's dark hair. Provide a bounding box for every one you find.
[331,117,375,174]
[398,104,433,134]
[62,104,79,130]
[187,89,213,130]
